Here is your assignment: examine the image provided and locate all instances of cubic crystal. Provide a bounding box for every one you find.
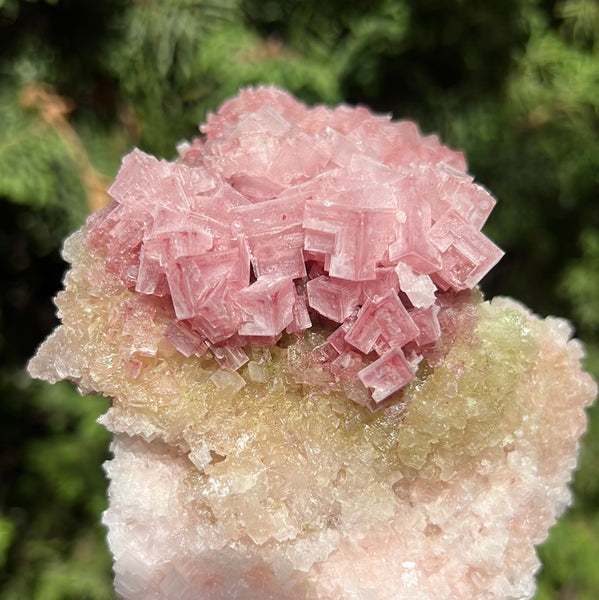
[26,87,597,600]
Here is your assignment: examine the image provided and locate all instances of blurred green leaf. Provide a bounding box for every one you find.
[0,516,15,570]
[0,86,87,232]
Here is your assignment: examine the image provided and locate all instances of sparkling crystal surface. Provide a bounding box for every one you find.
[27,87,597,600]
[76,86,505,406]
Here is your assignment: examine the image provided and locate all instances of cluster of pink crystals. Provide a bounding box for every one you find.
[86,87,503,407]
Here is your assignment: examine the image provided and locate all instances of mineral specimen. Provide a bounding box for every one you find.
[28,87,597,599]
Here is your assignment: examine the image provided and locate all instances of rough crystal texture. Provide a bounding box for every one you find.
[28,228,596,600]
[27,87,597,599]
[80,86,504,407]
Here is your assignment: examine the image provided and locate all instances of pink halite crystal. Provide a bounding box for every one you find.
[28,87,597,600]
[85,86,503,407]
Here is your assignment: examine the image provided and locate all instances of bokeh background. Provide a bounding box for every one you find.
[1,0,598,598]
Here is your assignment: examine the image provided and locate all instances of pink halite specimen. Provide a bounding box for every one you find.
[27,87,597,600]
[84,86,503,408]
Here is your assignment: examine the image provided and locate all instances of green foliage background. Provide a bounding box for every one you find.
[0,0,598,597]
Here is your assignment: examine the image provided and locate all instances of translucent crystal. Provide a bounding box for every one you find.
[80,86,508,405]
[27,87,597,600]
[28,234,596,598]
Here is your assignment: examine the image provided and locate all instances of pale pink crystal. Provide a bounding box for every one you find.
[234,275,295,337]
[83,86,504,407]
[345,290,419,355]
[358,346,416,402]
[306,276,362,323]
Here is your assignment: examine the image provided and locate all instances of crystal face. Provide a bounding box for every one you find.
[28,87,597,599]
